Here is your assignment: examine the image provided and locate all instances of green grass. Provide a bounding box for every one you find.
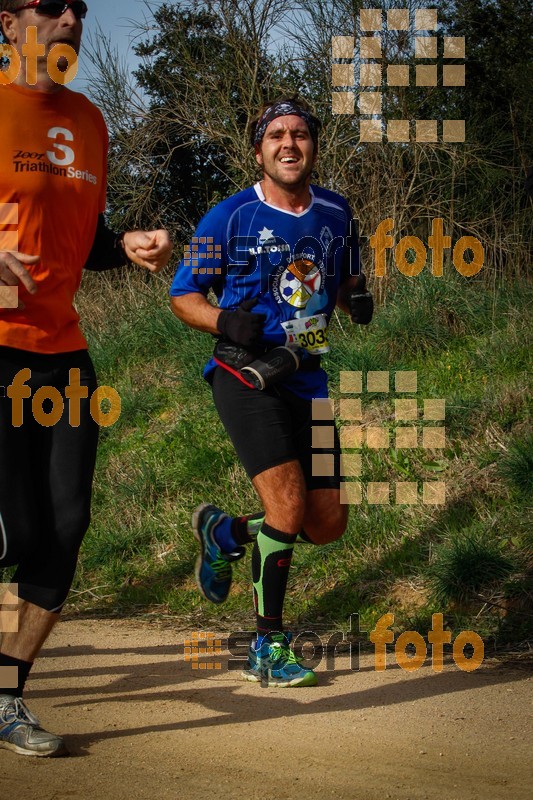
[3,269,531,644]
[498,434,533,498]
[427,525,516,606]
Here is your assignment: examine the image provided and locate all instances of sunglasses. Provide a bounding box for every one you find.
[15,0,88,19]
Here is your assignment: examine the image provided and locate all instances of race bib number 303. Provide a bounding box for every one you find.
[281,314,330,354]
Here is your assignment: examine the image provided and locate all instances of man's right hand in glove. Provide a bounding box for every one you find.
[216,298,266,347]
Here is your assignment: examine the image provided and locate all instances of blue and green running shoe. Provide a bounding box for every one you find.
[242,632,318,687]
[192,503,245,604]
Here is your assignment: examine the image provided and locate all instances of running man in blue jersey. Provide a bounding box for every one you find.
[170,97,373,686]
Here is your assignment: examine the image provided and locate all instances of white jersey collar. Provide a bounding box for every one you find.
[254,182,315,217]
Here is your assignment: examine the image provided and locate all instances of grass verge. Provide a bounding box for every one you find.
[3,269,531,648]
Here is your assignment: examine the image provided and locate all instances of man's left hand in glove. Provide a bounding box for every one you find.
[336,273,374,325]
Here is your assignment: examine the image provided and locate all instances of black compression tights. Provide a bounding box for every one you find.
[0,347,99,612]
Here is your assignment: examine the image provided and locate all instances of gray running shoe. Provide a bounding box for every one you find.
[0,694,67,757]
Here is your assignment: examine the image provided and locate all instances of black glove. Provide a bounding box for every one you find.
[349,274,373,325]
[216,298,266,347]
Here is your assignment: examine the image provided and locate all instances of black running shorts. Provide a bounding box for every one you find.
[211,366,341,488]
[0,346,98,611]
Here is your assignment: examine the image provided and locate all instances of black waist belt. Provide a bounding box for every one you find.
[213,338,321,372]
[263,344,321,372]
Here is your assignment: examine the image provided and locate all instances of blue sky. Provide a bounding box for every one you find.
[74,0,289,91]
[75,0,163,89]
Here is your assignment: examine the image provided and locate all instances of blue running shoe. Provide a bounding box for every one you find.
[241,632,318,687]
[192,503,245,604]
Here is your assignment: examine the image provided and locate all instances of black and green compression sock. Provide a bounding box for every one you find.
[252,522,295,636]
[232,515,315,547]
[231,512,265,545]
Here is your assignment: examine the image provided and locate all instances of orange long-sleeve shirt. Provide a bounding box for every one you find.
[0,82,107,353]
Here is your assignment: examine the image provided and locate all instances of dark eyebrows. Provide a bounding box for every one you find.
[265,125,311,137]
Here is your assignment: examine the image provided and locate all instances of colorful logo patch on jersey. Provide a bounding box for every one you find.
[279,259,322,309]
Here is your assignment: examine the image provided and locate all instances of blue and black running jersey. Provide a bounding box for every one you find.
[170,183,359,399]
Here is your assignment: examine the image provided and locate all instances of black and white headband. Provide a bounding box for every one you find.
[253,101,319,147]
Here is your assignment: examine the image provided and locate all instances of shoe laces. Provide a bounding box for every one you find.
[209,553,232,580]
[268,640,300,667]
[0,696,40,727]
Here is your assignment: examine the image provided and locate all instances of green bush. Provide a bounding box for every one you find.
[427,525,515,606]
[498,435,533,498]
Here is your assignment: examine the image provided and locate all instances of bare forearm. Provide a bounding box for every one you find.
[170,292,221,335]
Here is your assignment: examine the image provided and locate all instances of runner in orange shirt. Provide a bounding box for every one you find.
[0,0,172,757]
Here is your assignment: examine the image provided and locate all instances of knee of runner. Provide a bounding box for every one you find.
[16,582,71,613]
[14,531,84,612]
[53,506,92,551]
[305,506,348,544]
[289,492,307,520]
[264,492,307,533]
[325,516,348,542]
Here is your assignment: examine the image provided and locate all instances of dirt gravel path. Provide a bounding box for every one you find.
[0,619,531,800]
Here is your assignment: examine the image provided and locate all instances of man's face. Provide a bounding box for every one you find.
[2,2,83,56]
[255,114,317,189]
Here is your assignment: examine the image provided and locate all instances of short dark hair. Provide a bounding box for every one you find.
[248,94,322,149]
[1,1,21,43]
[1,1,21,8]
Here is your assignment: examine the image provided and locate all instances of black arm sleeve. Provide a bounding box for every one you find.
[84,214,129,271]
